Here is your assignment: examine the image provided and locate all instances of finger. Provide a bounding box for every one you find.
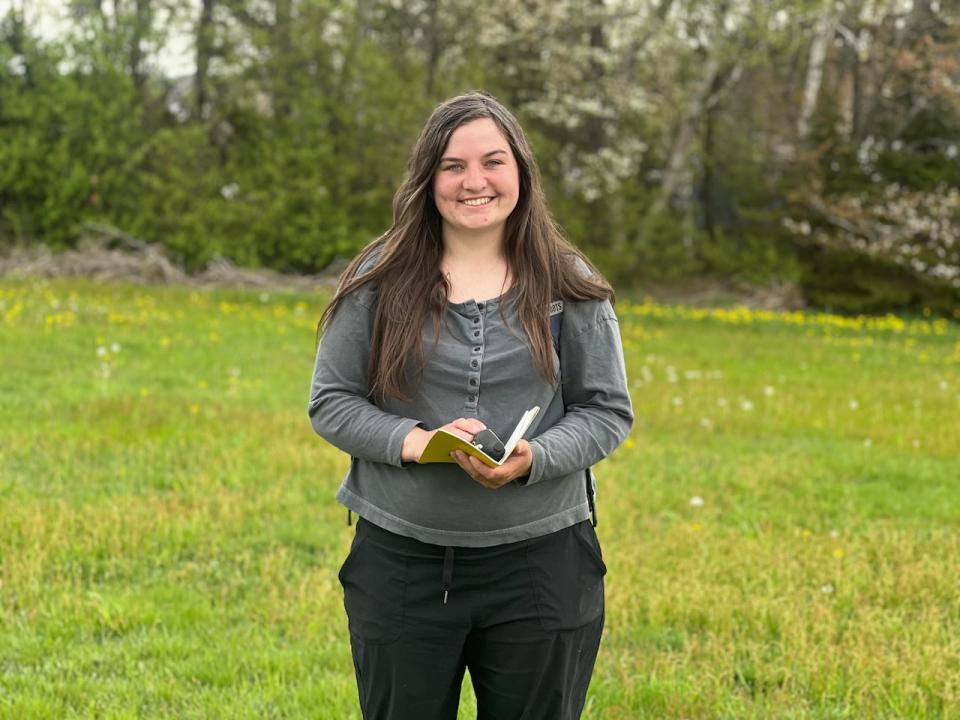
[456,453,499,488]
[449,417,487,435]
[466,454,493,475]
[466,456,512,487]
[507,439,531,458]
[444,427,475,441]
[451,451,481,480]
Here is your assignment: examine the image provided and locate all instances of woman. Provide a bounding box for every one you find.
[308,92,633,720]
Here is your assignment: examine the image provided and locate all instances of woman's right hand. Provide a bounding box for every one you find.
[401,418,488,463]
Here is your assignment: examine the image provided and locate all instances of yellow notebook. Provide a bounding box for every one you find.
[418,406,540,468]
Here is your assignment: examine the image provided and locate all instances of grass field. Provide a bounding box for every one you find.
[1,277,958,719]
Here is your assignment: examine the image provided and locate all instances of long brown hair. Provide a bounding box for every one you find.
[320,92,613,402]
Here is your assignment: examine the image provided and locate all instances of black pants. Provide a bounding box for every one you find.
[338,518,607,720]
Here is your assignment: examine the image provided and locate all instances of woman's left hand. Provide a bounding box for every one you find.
[451,440,533,489]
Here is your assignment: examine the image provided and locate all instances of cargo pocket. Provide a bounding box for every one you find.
[338,520,406,644]
[526,521,606,632]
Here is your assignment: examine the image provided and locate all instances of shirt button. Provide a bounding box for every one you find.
[473,318,480,324]
[468,395,476,402]
[473,346,480,352]
[469,378,478,386]
[470,360,478,368]
[473,331,480,337]
[477,302,485,311]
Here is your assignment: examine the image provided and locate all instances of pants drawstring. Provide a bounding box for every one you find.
[442,546,455,605]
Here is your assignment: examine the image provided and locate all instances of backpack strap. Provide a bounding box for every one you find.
[549,300,563,354]
[549,300,597,527]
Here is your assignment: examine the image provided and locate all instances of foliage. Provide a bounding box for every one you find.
[1,0,959,311]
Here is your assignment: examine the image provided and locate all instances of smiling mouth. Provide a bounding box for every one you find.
[461,196,495,207]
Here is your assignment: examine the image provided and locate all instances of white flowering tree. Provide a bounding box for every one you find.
[785,0,960,296]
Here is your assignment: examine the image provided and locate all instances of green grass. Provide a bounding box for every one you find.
[1,278,958,719]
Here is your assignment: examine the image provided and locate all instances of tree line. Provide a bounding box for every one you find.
[1,0,958,313]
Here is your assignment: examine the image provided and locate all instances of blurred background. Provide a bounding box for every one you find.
[2,5,959,716]
[1,0,958,313]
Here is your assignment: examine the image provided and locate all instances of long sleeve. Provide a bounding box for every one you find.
[307,289,422,467]
[524,298,633,485]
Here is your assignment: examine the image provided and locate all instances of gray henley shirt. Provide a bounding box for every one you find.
[308,268,633,547]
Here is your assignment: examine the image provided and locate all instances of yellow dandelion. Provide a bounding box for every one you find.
[801,528,812,538]
[624,438,636,450]
[160,336,171,348]
[139,388,150,397]
[691,522,703,532]
[197,380,208,389]
[190,404,201,415]
[832,548,845,559]
[4,302,24,323]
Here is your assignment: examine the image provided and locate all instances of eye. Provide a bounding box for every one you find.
[442,163,463,172]
[485,160,504,167]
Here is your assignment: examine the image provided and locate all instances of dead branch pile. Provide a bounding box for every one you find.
[0,224,340,291]
[1,224,804,309]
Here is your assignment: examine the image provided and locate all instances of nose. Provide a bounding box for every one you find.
[461,163,486,191]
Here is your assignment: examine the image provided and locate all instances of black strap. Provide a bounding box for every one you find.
[585,469,597,527]
[346,457,357,525]
[553,303,597,527]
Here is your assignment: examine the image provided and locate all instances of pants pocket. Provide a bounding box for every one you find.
[526,521,606,632]
[339,520,407,644]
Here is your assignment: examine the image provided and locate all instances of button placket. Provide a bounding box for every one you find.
[467,310,483,400]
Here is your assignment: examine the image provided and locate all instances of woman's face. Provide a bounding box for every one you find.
[432,118,520,240]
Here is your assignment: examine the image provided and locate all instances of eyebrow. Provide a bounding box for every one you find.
[439,149,508,163]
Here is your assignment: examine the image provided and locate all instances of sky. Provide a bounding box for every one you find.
[1,0,196,77]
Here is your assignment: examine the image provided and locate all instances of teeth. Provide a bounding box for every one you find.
[462,197,494,206]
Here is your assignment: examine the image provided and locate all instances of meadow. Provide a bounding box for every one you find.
[1,277,958,719]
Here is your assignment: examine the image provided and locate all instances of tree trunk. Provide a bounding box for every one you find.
[701,70,723,246]
[272,0,293,119]
[128,0,151,95]
[798,8,834,140]
[424,0,441,97]
[651,54,720,218]
[850,27,874,142]
[195,0,215,120]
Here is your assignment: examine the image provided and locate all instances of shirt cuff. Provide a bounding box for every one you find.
[387,418,426,468]
[515,440,547,486]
